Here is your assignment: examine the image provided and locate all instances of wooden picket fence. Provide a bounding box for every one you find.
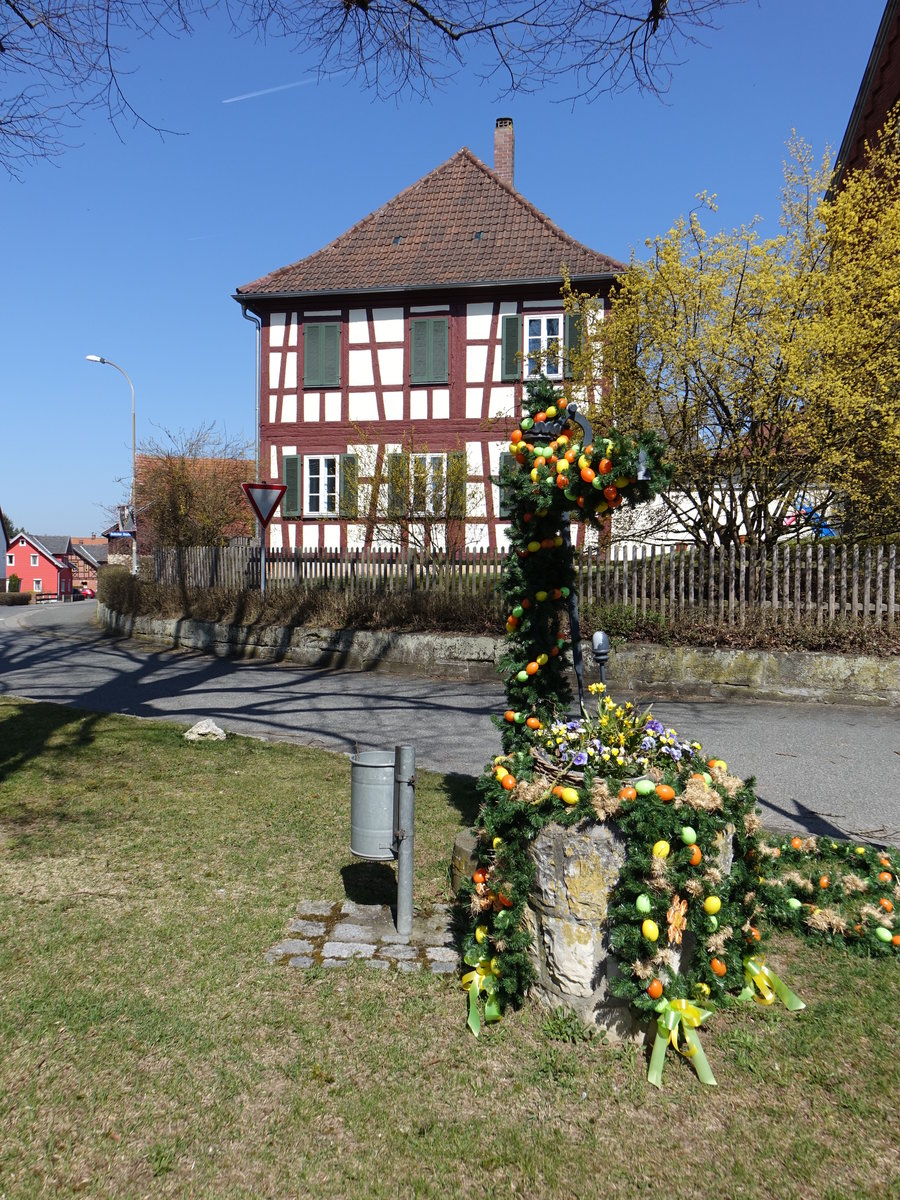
[152,540,899,625]
[592,541,898,626]
[152,544,506,603]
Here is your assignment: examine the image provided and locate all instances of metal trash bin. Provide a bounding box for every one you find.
[349,750,397,861]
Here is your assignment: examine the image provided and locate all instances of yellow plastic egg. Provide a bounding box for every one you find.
[652,841,670,859]
[641,919,660,942]
[560,787,580,805]
[703,896,722,915]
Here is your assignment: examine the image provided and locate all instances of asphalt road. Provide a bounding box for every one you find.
[2,600,898,844]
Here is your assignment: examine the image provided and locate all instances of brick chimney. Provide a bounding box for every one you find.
[494,117,515,188]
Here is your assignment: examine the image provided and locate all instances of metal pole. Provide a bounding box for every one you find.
[86,355,137,575]
[394,744,415,940]
[130,374,138,577]
[260,536,267,598]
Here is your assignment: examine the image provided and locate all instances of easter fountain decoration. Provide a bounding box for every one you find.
[457,375,899,1088]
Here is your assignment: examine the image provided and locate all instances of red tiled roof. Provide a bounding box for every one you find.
[236,149,623,299]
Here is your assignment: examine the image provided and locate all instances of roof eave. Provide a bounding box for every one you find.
[830,0,900,192]
[233,270,621,308]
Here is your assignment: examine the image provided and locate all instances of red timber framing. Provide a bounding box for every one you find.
[236,126,622,555]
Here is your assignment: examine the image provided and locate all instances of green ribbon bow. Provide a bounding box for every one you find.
[740,956,806,1011]
[648,997,717,1089]
[462,948,501,1037]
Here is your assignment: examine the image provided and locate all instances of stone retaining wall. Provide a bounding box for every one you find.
[98,604,899,705]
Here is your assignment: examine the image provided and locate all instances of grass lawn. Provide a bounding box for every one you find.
[1,696,897,1200]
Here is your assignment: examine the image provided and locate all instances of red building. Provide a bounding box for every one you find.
[234,119,623,553]
[4,533,73,599]
[833,0,900,185]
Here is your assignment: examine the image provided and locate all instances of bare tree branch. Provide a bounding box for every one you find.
[1,0,742,175]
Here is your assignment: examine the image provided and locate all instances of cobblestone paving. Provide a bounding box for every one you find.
[265,900,459,974]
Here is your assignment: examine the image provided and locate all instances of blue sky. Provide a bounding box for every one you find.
[0,0,886,536]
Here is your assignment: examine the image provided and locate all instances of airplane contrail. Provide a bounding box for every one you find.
[222,79,315,104]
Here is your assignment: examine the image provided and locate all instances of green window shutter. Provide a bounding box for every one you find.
[501,314,521,380]
[304,325,320,387]
[430,318,448,383]
[564,312,583,380]
[322,324,340,386]
[498,451,517,519]
[304,323,340,387]
[410,318,448,384]
[339,454,358,519]
[282,455,301,517]
[447,451,467,520]
[386,453,409,518]
[411,321,429,383]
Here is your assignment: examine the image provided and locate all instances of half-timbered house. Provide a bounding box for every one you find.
[234,119,623,553]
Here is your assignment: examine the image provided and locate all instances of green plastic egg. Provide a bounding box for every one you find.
[787,898,802,911]
[680,826,698,845]
[875,926,892,943]
[635,894,652,914]
[516,670,528,682]
[635,779,655,796]
[707,915,719,932]
[521,417,534,431]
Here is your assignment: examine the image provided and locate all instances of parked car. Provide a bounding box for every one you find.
[78,586,96,598]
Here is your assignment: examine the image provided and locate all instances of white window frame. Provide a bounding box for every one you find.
[526,314,563,379]
[30,553,39,567]
[33,579,42,592]
[304,455,339,517]
[5,554,12,567]
[410,453,446,517]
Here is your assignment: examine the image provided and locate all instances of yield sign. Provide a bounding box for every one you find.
[242,481,287,527]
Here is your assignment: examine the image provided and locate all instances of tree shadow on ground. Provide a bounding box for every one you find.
[0,699,103,784]
[440,771,480,828]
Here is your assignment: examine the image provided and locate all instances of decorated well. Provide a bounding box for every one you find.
[456,375,899,1087]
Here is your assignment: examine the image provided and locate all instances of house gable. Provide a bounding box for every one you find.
[5,533,73,596]
[234,121,620,553]
[236,147,622,302]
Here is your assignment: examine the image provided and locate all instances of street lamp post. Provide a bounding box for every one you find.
[86,355,138,576]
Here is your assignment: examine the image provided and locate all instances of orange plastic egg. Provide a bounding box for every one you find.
[710,958,727,978]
